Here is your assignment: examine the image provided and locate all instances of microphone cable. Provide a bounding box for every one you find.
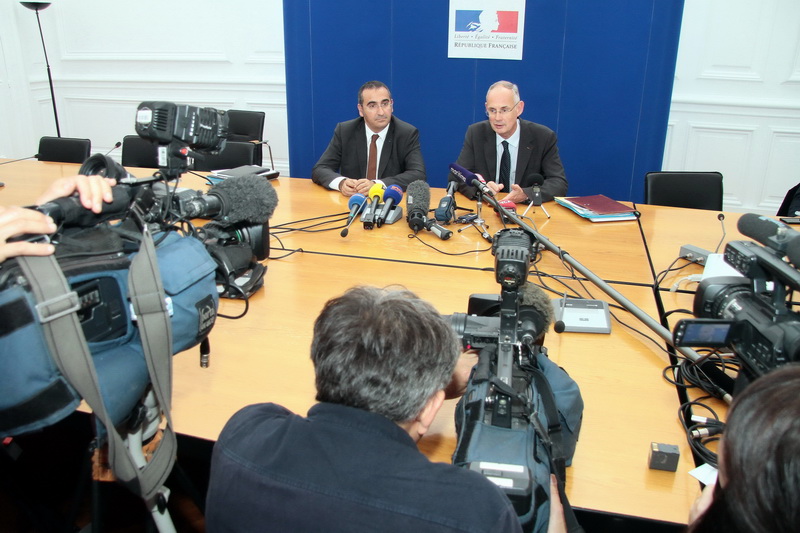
[216,282,250,320]
[662,348,738,400]
[405,231,492,256]
[654,257,696,290]
[271,212,349,234]
[677,397,724,468]
[528,263,679,359]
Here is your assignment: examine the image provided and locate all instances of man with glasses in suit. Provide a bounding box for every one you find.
[452,80,568,204]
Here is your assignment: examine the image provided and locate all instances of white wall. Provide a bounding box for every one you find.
[665,0,800,214]
[0,0,288,174]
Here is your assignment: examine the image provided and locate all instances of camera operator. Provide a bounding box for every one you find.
[206,285,525,532]
[0,175,114,263]
[688,364,800,532]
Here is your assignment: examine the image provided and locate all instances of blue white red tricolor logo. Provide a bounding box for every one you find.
[454,10,519,33]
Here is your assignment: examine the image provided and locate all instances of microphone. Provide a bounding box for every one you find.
[518,282,559,346]
[523,173,545,205]
[736,213,800,251]
[362,182,385,230]
[714,213,726,253]
[496,198,516,215]
[104,141,122,156]
[425,219,452,240]
[33,184,134,228]
[521,173,551,219]
[435,181,458,223]
[449,163,494,197]
[184,174,278,224]
[341,193,367,237]
[0,155,38,166]
[376,185,403,228]
[406,180,430,233]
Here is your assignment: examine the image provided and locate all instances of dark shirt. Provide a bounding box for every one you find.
[206,402,522,533]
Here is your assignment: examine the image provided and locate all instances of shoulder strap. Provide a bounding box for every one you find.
[16,226,176,501]
[529,366,584,533]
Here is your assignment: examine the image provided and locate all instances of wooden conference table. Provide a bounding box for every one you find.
[0,159,748,526]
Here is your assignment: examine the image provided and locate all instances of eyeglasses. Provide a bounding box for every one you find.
[363,100,393,111]
[485,101,520,117]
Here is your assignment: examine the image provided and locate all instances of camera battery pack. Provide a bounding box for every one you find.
[648,442,680,472]
[469,461,532,515]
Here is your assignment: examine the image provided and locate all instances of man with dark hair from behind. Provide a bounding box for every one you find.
[205,285,522,532]
[688,364,800,532]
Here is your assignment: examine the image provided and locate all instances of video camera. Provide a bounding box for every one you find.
[135,101,229,179]
[20,102,274,304]
[449,229,544,402]
[674,214,800,382]
[445,229,584,531]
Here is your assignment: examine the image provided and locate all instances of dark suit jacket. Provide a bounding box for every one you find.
[312,116,426,191]
[452,119,568,202]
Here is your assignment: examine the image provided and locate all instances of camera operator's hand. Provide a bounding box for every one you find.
[0,206,57,263]
[689,483,715,525]
[444,350,479,399]
[36,174,115,214]
[547,474,568,533]
[0,175,116,264]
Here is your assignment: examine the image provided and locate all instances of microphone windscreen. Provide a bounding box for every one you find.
[368,182,385,200]
[406,180,430,213]
[526,172,544,187]
[736,213,787,245]
[519,281,554,331]
[449,162,477,185]
[213,174,278,224]
[348,193,366,210]
[384,184,404,203]
[787,238,800,266]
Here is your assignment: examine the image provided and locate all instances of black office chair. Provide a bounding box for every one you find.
[777,183,800,217]
[37,136,91,164]
[226,110,265,165]
[191,141,256,172]
[644,171,724,211]
[121,135,159,168]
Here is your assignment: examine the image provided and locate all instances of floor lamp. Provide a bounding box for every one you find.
[21,1,61,137]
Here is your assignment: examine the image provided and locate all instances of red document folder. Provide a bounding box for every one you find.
[566,194,634,214]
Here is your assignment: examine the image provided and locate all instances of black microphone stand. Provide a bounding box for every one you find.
[21,2,61,137]
[485,194,704,364]
[521,185,550,219]
[458,189,492,243]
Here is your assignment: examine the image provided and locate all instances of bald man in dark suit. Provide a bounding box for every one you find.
[312,81,426,197]
[452,81,567,203]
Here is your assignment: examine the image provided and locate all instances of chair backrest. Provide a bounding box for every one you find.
[121,135,159,168]
[192,141,256,172]
[226,110,265,140]
[777,183,800,217]
[644,171,724,211]
[226,110,265,165]
[37,136,92,164]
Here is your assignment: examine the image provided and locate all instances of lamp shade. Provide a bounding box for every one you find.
[21,2,52,11]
